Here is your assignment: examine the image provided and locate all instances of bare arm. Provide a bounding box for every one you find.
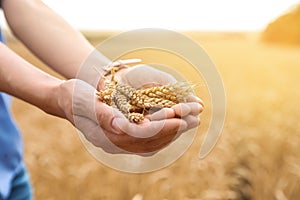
[2,0,105,78]
[0,0,203,155]
[0,42,65,118]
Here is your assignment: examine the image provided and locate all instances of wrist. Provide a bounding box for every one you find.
[55,79,99,124]
[54,79,75,123]
[38,78,67,120]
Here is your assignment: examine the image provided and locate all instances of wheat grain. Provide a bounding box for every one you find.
[96,66,194,123]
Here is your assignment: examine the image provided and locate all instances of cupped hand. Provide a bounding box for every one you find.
[56,79,191,156]
[58,61,204,156]
[115,64,204,130]
[99,63,204,154]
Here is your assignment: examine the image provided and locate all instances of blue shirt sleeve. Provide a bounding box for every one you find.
[0,27,5,44]
[0,26,24,199]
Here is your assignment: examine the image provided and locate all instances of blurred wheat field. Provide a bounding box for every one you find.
[8,31,300,200]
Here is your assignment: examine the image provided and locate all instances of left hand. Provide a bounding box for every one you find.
[112,63,204,128]
[97,62,204,153]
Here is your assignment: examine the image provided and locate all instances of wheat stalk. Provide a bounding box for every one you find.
[227,161,253,200]
[96,66,194,123]
[110,89,145,123]
[226,140,255,200]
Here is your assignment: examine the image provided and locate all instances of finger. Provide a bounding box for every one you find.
[172,103,191,117]
[112,117,187,139]
[74,115,126,154]
[108,118,188,154]
[159,118,188,138]
[145,108,175,121]
[135,119,188,153]
[112,118,165,138]
[95,102,126,134]
[138,119,188,153]
[172,102,203,117]
[186,95,204,107]
[185,102,204,115]
[182,115,200,130]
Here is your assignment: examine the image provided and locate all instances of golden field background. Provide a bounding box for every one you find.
[7,30,300,199]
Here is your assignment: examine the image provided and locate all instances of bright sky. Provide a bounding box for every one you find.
[1,0,299,31]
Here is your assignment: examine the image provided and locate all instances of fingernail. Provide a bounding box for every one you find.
[111,118,124,134]
[198,103,204,113]
[198,98,204,108]
[178,120,188,132]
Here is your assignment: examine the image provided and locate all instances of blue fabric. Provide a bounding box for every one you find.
[0,28,25,199]
[6,164,32,200]
[0,27,4,43]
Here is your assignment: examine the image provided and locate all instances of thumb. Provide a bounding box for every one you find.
[72,79,126,134]
[94,101,126,134]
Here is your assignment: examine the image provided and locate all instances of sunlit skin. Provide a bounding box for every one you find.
[0,0,203,156]
[2,0,300,199]
[12,31,300,198]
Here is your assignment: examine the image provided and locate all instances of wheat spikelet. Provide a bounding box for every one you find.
[112,91,130,113]
[127,113,144,123]
[111,90,145,123]
[96,76,117,106]
[169,82,192,102]
[136,83,192,103]
[96,89,114,106]
[142,96,177,108]
[129,83,191,110]
[136,86,178,102]
[97,82,192,123]
[96,66,196,123]
[129,93,177,109]
[115,84,136,98]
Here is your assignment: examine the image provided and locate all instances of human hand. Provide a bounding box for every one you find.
[95,62,204,155]
[108,63,204,131]
[56,79,194,156]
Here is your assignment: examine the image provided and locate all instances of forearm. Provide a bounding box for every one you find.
[2,0,108,78]
[0,42,65,118]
